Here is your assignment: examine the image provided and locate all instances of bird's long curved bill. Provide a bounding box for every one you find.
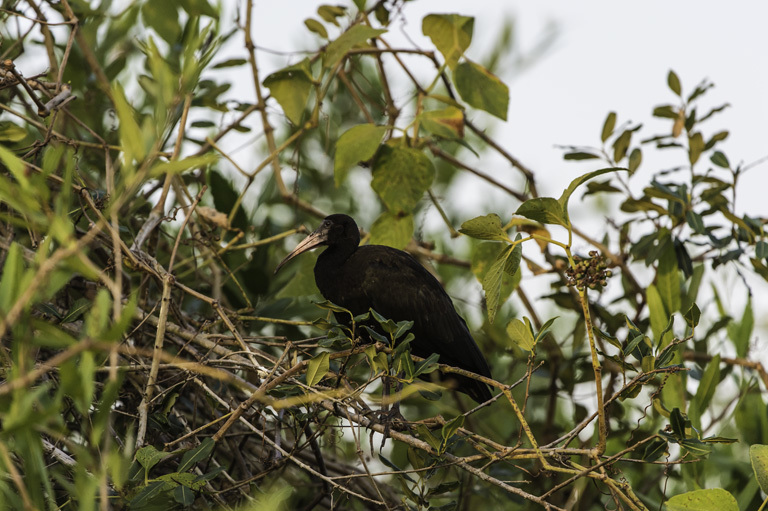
[274,229,327,273]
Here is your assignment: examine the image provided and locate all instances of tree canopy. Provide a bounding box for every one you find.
[0,1,767,510]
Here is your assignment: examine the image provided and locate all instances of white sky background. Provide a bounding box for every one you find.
[235,1,768,344]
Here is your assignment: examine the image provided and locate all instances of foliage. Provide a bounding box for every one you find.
[0,1,767,510]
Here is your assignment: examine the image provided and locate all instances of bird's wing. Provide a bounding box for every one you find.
[354,247,491,378]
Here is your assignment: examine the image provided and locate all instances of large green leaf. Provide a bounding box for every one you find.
[506,317,535,351]
[306,352,330,387]
[693,354,720,413]
[263,59,314,125]
[459,213,508,241]
[750,444,768,494]
[515,197,567,227]
[371,145,434,213]
[421,14,474,70]
[454,60,509,120]
[727,295,753,358]
[665,488,737,511]
[369,212,413,249]
[657,238,682,314]
[418,106,464,139]
[481,243,521,324]
[112,84,146,163]
[334,124,387,186]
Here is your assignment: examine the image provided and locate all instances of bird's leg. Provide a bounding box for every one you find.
[378,373,411,450]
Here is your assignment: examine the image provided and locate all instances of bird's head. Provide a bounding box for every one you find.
[274,214,360,273]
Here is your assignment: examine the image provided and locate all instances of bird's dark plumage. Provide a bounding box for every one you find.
[276,214,493,403]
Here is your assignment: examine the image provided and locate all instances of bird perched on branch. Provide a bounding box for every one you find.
[275,214,493,403]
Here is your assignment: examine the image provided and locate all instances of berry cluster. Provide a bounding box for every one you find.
[565,251,612,290]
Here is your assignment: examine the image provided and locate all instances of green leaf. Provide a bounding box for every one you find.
[211,58,247,69]
[334,124,387,186]
[646,284,668,344]
[369,212,413,249]
[694,354,720,412]
[178,438,215,472]
[750,444,768,494]
[686,210,706,234]
[415,425,442,453]
[688,132,705,165]
[505,235,522,276]
[112,84,146,163]
[317,5,346,25]
[628,147,642,174]
[506,318,535,351]
[558,167,626,227]
[0,242,23,313]
[149,154,218,178]
[141,1,181,43]
[601,112,616,142]
[323,25,387,69]
[727,295,753,357]
[0,122,27,142]
[482,245,515,324]
[515,197,566,227]
[710,151,730,168]
[136,445,169,472]
[459,213,508,241]
[756,241,768,259]
[612,130,632,162]
[304,18,329,39]
[667,70,682,96]
[684,303,701,329]
[440,414,465,453]
[657,239,682,314]
[306,352,330,386]
[535,316,558,344]
[371,145,434,213]
[471,242,520,314]
[666,488,738,511]
[60,297,92,324]
[454,60,509,120]
[563,151,600,161]
[421,14,474,70]
[418,106,464,139]
[263,59,314,125]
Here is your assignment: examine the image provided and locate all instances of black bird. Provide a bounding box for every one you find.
[275,214,493,403]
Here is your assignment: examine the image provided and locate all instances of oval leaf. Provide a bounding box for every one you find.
[371,145,434,213]
[369,212,413,249]
[515,197,567,227]
[459,213,508,241]
[454,60,509,120]
[750,444,768,494]
[334,124,387,186]
[306,352,330,386]
[422,14,474,70]
[263,59,313,125]
[666,488,737,511]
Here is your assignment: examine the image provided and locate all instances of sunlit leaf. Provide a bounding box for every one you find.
[454,60,509,120]
[422,14,474,69]
[306,352,330,386]
[263,59,314,125]
[371,145,434,213]
[666,489,738,511]
[334,124,387,186]
[459,213,508,241]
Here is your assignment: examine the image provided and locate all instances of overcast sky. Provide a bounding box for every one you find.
[243,0,767,209]
[234,0,768,345]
